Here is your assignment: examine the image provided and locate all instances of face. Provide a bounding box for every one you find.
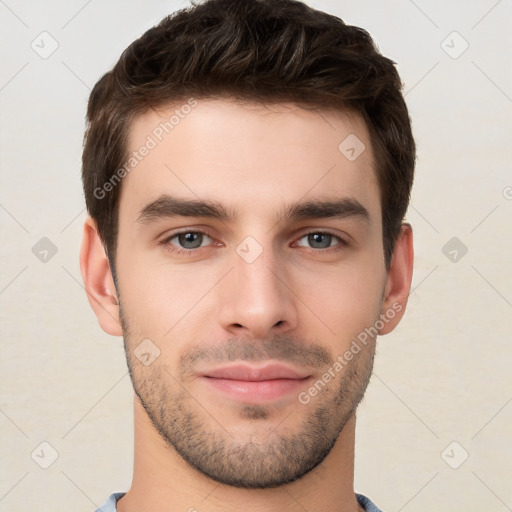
[114,99,389,488]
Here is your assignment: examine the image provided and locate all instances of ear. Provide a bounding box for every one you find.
[79,216,122,336]
[378,223,414,335]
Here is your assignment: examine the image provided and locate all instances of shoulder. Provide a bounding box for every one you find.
[356,493,384,512]
[94,492,126,512]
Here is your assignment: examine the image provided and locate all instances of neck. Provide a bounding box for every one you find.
[117,397,363,512]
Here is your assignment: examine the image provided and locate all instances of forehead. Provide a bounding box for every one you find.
[120,99,380,223]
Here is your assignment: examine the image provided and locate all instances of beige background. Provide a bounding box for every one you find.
[1,0,511,511]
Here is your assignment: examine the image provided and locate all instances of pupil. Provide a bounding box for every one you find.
[308,233,331,249]
[179,232,202,248]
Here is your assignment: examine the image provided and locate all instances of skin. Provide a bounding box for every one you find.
[80,99,414,512]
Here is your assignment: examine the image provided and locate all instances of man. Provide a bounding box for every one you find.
[79,0,415,510]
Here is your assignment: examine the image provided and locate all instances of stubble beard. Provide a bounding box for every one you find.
[120,305,375,489]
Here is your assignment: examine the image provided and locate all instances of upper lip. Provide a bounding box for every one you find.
[201,363,311,381]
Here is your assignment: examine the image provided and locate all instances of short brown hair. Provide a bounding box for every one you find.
[82,0,415,272]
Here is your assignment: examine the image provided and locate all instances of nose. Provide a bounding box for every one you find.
[216,246,299,339]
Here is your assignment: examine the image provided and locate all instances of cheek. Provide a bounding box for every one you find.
[293,262,385,342]
[118,260,219,339]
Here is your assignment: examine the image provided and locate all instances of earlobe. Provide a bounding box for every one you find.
[79,216,123,336]
[378,223,414,335]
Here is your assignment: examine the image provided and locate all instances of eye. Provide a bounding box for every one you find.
[163,231,213,251]
[295,232,345,250]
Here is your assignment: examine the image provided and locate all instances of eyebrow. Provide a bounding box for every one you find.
[136,194,370,225]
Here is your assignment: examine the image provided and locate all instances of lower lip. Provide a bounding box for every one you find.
[200,377,310,403]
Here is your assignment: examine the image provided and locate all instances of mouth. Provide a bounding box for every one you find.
[198,363,312,403]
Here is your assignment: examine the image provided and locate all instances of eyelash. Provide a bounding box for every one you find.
[160,229,218,256]
[160,229,348,256]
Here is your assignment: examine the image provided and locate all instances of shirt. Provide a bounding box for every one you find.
[95,492,383,511]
